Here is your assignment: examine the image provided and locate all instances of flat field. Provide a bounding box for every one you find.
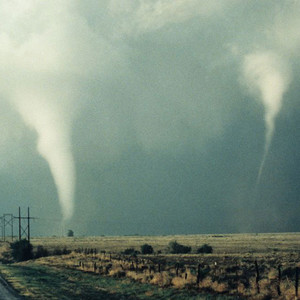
[0,233,299,299]
[30,232,300,254]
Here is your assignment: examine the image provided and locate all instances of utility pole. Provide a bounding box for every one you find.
[0,216,3,241]
[3,214,14,241]
[18,207,21,241]
[0,207,35,242]
[16,207,35,242]
[28,207,30,243]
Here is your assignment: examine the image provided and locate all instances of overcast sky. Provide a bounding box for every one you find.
[0,1,300,236]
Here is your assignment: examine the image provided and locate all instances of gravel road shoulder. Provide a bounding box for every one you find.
[0,272,22,300]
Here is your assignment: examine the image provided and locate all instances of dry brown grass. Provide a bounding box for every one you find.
[237,282,246,295]
[126,271,150,283]
[1,232,299,298]
[212,281,228,293]
[108,266,125,278]
[199,276,213,289]
[171,276,187,289]
[150,271,172,287]
[24,250,299,299]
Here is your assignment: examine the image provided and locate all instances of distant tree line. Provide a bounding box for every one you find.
[6,239,212,263]
[122,241,213,256]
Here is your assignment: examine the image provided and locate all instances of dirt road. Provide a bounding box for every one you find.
[0,275,21,300]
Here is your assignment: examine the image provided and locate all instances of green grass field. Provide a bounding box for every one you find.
[0,262,237,299]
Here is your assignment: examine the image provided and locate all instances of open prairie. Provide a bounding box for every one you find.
[0,233,299,299]
[30,232,300,254]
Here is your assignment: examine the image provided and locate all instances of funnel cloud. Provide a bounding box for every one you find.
[0,1,78,220]
[242,52,290,183]
[12,90,75,220]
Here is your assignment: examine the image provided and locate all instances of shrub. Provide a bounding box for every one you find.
[10,239,33,262]
[62,247,71,255]
[168,241,191,254]
[53,248,62,255]
[141,244,154,254]
[67,229,74,237]
[197,244,213,254]
[52,247,70,256]
[35,245,49,258]
[122,248,140,256]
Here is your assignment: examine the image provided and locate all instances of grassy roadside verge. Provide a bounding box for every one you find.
[0,262,235,299]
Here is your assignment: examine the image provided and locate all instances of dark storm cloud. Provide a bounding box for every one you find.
[0,1,299,235]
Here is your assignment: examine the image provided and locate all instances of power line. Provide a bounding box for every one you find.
[0,207,35,243]
[0,214,13,241]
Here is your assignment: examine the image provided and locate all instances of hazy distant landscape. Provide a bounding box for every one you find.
[30,232,300,254]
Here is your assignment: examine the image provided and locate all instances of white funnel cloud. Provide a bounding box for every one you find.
[242,51,290,183]
[0,0,110,221]
[12,89,75,220]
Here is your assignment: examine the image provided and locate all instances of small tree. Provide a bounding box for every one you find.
[197,244,213,254]
[10,239,33,262]
[141,244,154,254]
[35,245,49,259]
[168,241,191,254]
[67,229,74,237]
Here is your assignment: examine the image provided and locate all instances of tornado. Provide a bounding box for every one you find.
[0,1,77,220]
[12,90,75,221]
[242,51,290,184]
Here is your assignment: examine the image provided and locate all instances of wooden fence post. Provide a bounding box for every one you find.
[197,264,201,285]
[176,263,179,277]
[296,267,299,297]
[277,265,281,296]
[235,263,239,294]
[255,261,260,294]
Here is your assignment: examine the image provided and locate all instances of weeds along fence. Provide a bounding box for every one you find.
[44,249,300,298]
